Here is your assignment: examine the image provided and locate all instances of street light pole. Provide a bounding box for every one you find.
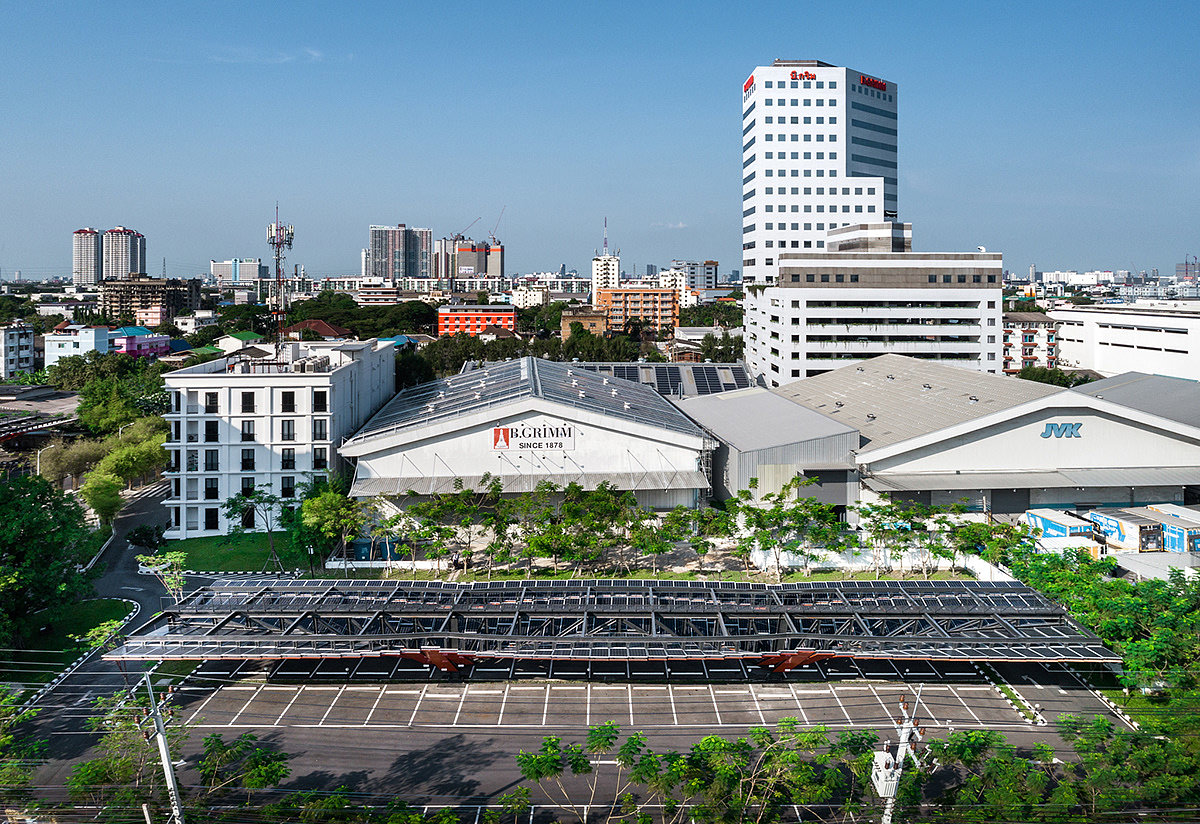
[35,444,53,476]
[142,673,186,824]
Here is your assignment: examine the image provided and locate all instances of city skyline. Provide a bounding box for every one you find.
[1,1,1196,279]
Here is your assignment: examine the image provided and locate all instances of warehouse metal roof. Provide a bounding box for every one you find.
[345,357,706,446]
[108,578,1119,666]
[674,387,858,454]
[773,354,1064,449]
[491,361,754,398]
[350,470,711,498]
[1075,372,1200,430]
[865,466,1200,492]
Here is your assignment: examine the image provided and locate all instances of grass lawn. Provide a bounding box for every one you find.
[168,532,288,572]
[0,598,133,689]
[306,565,976,583]
[1101,688,1200,731]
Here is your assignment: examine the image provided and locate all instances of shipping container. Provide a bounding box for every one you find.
[1023,509,1094,539]
[1137,505,1200,553]
[1085,509,1164,552]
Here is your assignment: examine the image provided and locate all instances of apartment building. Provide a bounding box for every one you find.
[44,324,111,368]
[436,305,516,337]
[1002,312,1059,374]
[99,274,201,321]
[163,339,395,539]
[595,288,680,331]
[0,323,36,379]
[743,223,1003,385]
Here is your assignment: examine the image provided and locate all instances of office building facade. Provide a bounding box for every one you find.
[102,226,146,280]
[72,228,103,287]
[1051,303,1200,380]
[0,323,36,379]
[741,60,897,285]
[743,223,1003,385]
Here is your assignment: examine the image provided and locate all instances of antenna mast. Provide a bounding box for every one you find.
[267,204,294,350]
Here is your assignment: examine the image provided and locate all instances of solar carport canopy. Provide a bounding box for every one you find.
[110,578,1119,666]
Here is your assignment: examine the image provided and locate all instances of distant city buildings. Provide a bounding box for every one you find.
[368,224,432,280]
[1002,312,1059,374]
[101,226,146,281]
[1051,302,1200,381]
[44,324,111,368]
[741,60,897,285]
[99,274,201,322]
[211,258,269,289]
[595,287,679,331]
[436,305,516,337]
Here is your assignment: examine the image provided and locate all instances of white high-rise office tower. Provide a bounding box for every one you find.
[102,226,146,280]
[72,228,102,287]
[741,60,897,285]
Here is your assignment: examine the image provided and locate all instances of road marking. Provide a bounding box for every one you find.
[787,683,809,725]
[955,686,992,691]
[948,686,984,724]
[541,685,550,726]
[317,685,346,726]
[495,683,510,727]
[867,684,897,720]
[408,685,427,726]
[828,685,853,724]
[229,683,266,726]
[274,687,305,726]
[668,685,679,726]
[363,686,387,726]
[707,685,723,725]
[586,683,592,726]
[628,686,635,725]
[386,689,421,694]
[749,685,767,725]
[184,685,223,725]
[453,686,470,726]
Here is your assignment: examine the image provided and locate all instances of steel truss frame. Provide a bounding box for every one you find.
[108,578,1119,671]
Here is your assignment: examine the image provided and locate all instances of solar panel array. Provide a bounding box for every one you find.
[572,362,752,398]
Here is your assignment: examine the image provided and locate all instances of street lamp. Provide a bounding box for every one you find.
[118,422,132,439]
[35,444,54,475]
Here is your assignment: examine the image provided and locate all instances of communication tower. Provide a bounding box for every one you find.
[267,206,294,349]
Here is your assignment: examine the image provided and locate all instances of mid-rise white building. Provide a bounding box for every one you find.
[72,228,103,287]
[44,324,112,368]
[175,309,219,336]
[743,223,1003,385]
[211,258,268,289]
[592,253,620,294]
[163,340,396,539]
[742,60,897,285]
[1051,302,1200,380]
[670,260,719,289]
[0,323,36,379]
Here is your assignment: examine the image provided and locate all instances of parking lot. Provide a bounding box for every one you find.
[170,658,1126,737]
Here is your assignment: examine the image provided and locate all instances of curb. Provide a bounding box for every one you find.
[974,662,1046,725]
[82,528,118,573]
[20,597,141,713]
[1062,664,1141,731]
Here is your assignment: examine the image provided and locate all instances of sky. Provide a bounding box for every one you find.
[1,1,1197,280]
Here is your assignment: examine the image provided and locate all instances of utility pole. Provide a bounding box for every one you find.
[142,673,186,824]
[871,685,928,824]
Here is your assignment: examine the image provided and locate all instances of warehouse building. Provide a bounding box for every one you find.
[341,357,711,508]
[775,354,1200,512]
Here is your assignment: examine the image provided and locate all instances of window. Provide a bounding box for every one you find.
[281,391,295,413]
[281,477,295,499]
[204,477,219,500]
[313,448,328,471]
[942,275,952,283]
[850,274,859,283]
[281,420,295,441]
[204,392,218,414]
[820,274,830,282]
[240,392,255,413]
[281,448,295,470]
[957,275,967,283]
[241,449,255,471]
[806,274,815,282]
[204,420,218,442]
[241,508,255,529]
[241,420,254,442]
[204,450,219,472]
[241,476,255,495]
[204,508,219,530]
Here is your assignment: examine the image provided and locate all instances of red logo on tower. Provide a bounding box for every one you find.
[493,427,510,450]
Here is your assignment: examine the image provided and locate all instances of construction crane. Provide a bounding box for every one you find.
[489,206,506,245]
[453,217,482,242]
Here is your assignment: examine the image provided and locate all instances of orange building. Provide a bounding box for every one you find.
[437,305,517,337]
[595,288,679,331]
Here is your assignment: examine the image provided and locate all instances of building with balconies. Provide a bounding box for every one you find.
[0,323,36,379]
[743,223,1003,385]
[162,339,395,539]
[1002,312,1059,374]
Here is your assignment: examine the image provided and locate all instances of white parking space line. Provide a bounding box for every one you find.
[749,685,767,725]
[541,685,550,726]
[364,686,387,726]
[948,686,984,724]
[496,683,511,726]
[828,685,853,723]
[228,684,266,726]
[453,686,470,726]
[318,685,346,726]
[867,684,897,719]
[668,686,679,726]
[185,685,223,725]
[586,683,592,726]
[275,687,305,726]
[408,685,427,726]
[787,683,809,725]
[708,685,723,725]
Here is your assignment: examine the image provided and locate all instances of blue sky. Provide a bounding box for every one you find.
[1,1,1196,279]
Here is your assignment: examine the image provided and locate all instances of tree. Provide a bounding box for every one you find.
[0,475,94,647]
[301,489,366,570]
[127,522,168,551]
[0,687,41,802]
[223,487,287,572]
[199,731,292,804]
[137,550,187,603]
[80,472,126,523]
